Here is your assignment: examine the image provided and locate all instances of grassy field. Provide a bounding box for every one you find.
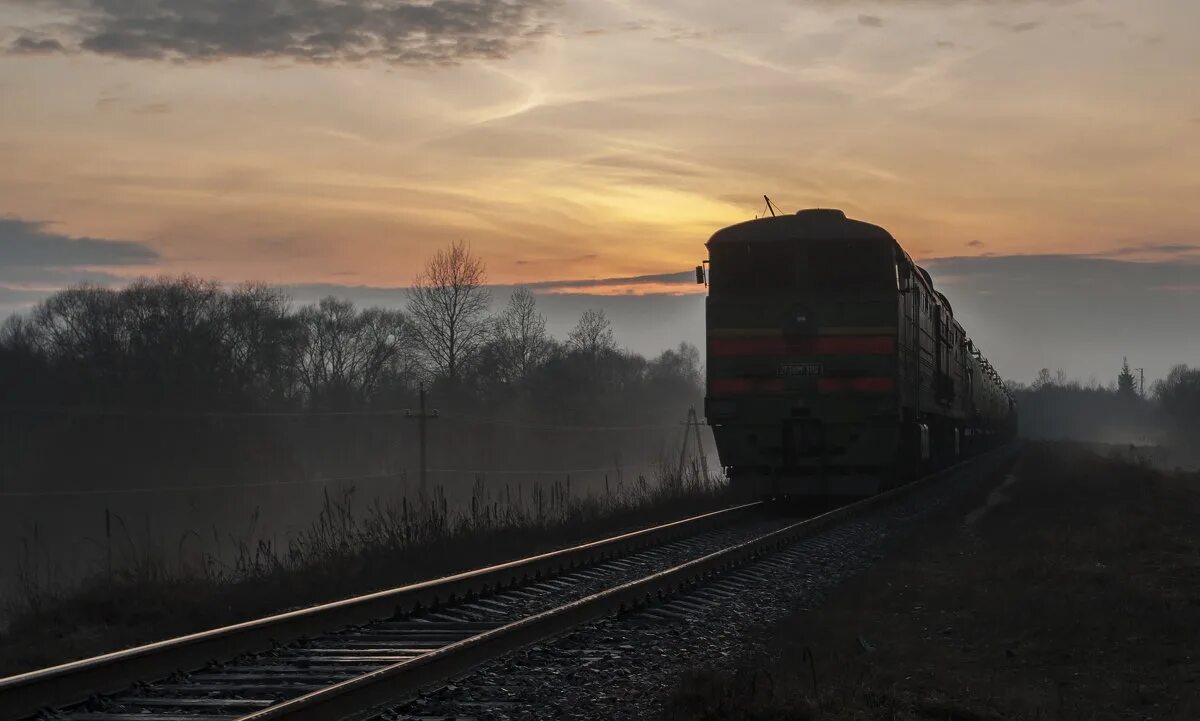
[0,462,729,677]
[663,442,1200,720]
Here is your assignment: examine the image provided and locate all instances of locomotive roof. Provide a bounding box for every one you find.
[706,208,895,246]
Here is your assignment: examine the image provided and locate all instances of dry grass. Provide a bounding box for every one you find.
[0,461,730,677]
[662,443,1200,720]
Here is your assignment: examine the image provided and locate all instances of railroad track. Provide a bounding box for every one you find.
[0,502,773,721]
[0,450,1012,721]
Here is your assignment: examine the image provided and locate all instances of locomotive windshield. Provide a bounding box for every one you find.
[709,237,893,295]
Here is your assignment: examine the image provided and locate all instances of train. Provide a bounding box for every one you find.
[698,208,1016,496]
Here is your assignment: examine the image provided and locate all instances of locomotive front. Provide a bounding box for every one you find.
[702,209,903,496]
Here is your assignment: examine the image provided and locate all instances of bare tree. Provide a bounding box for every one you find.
[648,342,703,390]
[493,287,550,383]
[407,240,491,381]
[1155,364,1200,439]
[221,283,302,408]
[297,297,413,408]
[568,308,616,357]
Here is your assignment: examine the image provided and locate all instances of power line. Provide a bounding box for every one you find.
[0,465,659,498]
[1,405,682,431]
[2,406,408,418]
[444,413,679,431]
[0,472,406,497]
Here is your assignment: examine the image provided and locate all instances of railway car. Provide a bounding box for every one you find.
[698,208,1015,496]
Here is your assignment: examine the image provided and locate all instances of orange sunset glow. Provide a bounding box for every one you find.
[2,0,1197,294]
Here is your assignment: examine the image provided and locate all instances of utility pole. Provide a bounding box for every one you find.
[404,386,439,496]
[677,407,711,484]
[1135,367,1145,397]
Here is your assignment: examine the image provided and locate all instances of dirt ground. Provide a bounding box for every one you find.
[663,442,1200,720]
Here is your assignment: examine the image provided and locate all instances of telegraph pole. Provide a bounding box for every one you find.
[405,386,439,495]
[677,409,692,479]
[1135,367,1145,397]
[677,407,711,484]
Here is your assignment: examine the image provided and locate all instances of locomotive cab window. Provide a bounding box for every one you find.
[709,237,893,295]
[708,242,797,293]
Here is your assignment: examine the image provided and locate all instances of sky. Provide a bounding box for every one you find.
[1,0,1198,384]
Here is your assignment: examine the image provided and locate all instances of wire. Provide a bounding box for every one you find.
[0,465,661,497]
[442,412,681,431]
[0,472,405,497]
[427,465,653,475]
[1,406,686,431]
[2,406,407,418]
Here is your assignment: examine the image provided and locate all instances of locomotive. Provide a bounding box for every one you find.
[698,208,1016,496]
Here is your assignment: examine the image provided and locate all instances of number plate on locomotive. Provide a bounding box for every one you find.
[779,363,822,377]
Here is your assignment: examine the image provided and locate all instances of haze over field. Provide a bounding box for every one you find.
[2,0,1199,382]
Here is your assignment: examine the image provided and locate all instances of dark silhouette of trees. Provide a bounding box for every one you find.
[491,287,550,385]
[1117,357,1137,401]
[0,269,713,499]
[296,298,415,410]
[1154,365,1200,441]
[407,240,491,383]
[0,237,720,510]
[648,342,703,392]
[0,247,707,426]
[6,255,1198,452]
[3,277,278,410]
[567,309,616,358]
[1010,363,1163,443]
[222,283,303,408]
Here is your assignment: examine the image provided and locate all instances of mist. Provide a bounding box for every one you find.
[0,271,718,622]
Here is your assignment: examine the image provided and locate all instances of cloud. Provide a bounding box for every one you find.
[0,216,158,283]
[525,270,695,292]
[1073,12,1125,31]
[857,14,884,28]
[5,0,558,66]
[7,35,64,54]
[274,270,695,303]
[94,93,172,114]
[134,102,172,115]
[1093,242,1200,260]
[992,19,1042,33]
[654,28,710,43]
[514,253,598,266]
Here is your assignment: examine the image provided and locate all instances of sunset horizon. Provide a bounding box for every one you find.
[3,0,1199,384]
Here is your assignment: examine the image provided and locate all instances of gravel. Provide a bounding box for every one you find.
[54,516,802,719]
[382,455,1008,721]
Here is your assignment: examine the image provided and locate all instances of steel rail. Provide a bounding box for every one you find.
[0,502,762,721]
[235,447,1017,721]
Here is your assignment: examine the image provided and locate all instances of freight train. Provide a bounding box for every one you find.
[698,208,1016,496]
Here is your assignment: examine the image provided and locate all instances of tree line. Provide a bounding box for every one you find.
[1007,359,1200,446]
[0,241,702,425]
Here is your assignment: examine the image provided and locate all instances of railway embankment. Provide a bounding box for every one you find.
[663,442,1200,720]
[0,467,729,678]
